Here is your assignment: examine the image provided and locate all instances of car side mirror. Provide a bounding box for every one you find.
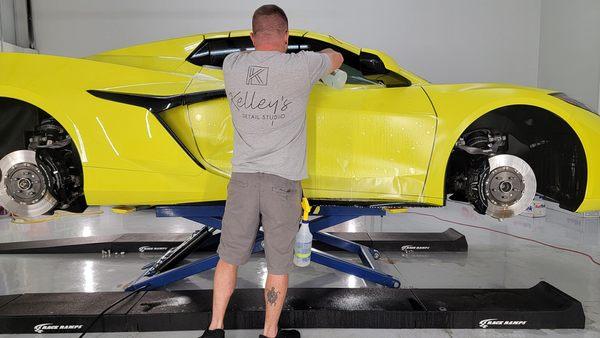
[359,51,388,75]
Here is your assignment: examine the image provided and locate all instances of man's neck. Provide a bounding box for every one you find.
[254,45,285,53]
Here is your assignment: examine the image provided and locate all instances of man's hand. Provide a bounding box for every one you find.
[319,48,344,74]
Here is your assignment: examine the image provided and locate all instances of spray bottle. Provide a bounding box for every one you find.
[321,69,348,89]
[294,197,313,267]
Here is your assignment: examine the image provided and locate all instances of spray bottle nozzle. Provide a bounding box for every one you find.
[301,197,311,221]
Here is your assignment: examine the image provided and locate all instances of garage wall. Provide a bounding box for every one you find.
[538,0,600,111]
[0,0,16,48]
[0,0,33,50]
[30,0,542,86]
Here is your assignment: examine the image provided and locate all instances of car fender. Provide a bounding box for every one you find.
[421,83,600,212]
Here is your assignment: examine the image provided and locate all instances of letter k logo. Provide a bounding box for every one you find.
[246,66,269,86]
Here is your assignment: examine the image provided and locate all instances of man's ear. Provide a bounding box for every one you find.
[250,32,256,46]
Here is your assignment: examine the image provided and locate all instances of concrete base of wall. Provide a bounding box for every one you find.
[0,41,37,54]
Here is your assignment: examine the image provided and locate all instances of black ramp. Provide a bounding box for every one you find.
[0,233,194,254]
[0,229,468,254]
[0,235,121,254]
[112,233,194,253]
[281,288,425,329]
[412,282,585,329]
[0,292,145,334]
[126,290,213,332]
[365,228,468,252]
[127,288,423,331]
[326,232,372,244]
[0,295,20,310]
[0,283,584,333]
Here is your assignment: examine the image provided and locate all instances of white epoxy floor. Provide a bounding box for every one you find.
[0,200,599,337]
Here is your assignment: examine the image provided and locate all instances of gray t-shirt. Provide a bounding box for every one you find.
[222,50,331,181]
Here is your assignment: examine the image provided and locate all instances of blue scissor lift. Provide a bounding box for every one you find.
[126,204,401,291]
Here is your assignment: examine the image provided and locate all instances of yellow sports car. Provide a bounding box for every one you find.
[0,30,598,219]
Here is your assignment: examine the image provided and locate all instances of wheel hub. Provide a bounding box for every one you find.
[5,163,47,205]
[486,166,525,207]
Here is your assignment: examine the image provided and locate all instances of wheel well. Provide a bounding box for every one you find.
[0,97,87,213]
[0,97,48,159]
[446,105,587,212]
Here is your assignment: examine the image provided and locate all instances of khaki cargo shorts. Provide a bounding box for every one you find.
[217,172,302,275]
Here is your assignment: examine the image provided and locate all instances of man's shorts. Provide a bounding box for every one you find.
[217,172,302,275]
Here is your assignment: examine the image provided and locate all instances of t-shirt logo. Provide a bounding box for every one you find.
[246,65,269,86]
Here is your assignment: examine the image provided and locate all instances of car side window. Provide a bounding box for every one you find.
[287,36,369,86]
[187,36,254,68]
[187,35,410,87]
[287,36,410,87]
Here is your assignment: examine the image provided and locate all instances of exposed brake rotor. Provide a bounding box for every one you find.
[0,150,58,216]
[483,154,537,219]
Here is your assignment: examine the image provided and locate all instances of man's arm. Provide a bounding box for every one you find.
[319,48,344,74]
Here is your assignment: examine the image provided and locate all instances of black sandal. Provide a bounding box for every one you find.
[200,327,225,338]
[259,328,300,338]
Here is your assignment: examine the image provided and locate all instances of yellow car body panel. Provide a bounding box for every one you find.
[1,30,599,214]
[86,34,205,72]
[0,53,229,205]
[187,81,436,203]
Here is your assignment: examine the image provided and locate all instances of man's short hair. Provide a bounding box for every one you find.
[252,4,288,33]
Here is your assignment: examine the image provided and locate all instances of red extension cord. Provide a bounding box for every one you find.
[407,211,600,267]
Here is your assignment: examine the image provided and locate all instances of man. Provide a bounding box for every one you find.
[200,4,343,338]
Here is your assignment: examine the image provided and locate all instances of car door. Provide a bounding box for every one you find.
[184,34,437,203]
[305,83,435,203]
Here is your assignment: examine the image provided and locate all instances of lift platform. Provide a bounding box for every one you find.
[127,204,403,290]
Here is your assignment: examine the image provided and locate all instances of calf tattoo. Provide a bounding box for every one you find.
[266,287,280,306]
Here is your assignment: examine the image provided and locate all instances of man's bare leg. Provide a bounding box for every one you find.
[263,273,289,337]
[209,259,238,330]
